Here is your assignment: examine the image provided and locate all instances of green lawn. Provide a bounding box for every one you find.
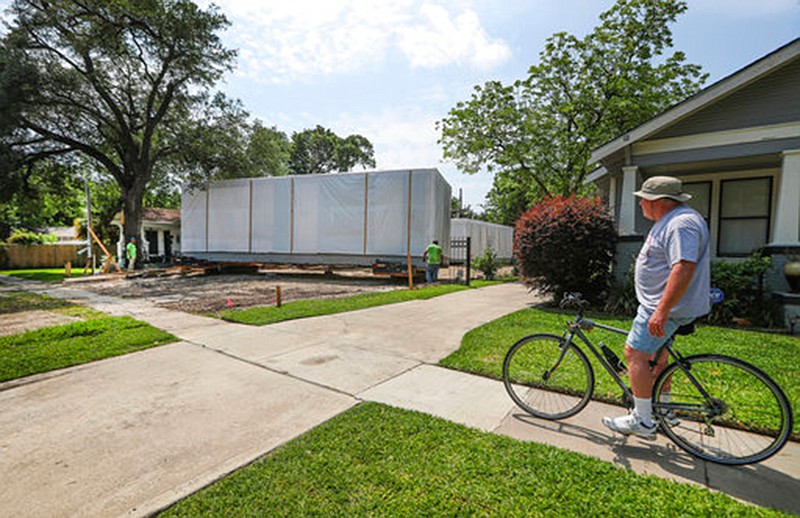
[0,267,90,283]
[0,315,177,382]
[439,307,800,436]
[0,291,177,382]
[220,283,485,325]
[162,403,782,517]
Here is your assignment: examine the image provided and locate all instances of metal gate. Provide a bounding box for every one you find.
[448,237,471,285]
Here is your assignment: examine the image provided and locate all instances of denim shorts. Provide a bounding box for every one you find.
[627,305,695,355]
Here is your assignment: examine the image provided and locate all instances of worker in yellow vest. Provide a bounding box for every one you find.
[422,240,443,283]
[126,237,137,272]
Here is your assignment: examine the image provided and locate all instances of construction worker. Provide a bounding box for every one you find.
[126,236,137,272]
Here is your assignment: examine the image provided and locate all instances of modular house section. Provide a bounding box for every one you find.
[181,168,452,267]
[451,218,514,260]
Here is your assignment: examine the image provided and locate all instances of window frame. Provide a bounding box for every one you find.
[717,176,773,258]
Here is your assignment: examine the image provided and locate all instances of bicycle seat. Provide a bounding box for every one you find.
[674,322,696,336]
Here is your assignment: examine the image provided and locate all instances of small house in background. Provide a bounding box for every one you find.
[587,37,800,327]
[112,208,181,264]
[451,218,514,260]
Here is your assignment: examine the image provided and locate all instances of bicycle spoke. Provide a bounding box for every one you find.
[655,355,791,465]
[503,334,594,420]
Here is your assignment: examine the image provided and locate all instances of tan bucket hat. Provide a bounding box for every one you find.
[633,176,691,202]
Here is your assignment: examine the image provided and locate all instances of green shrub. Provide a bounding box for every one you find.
[603,270,637,315]
[0,244,8,269]
[7,229,57,245]
[472,247,498,280]
[514,195,617,303]
[708,253,779,328]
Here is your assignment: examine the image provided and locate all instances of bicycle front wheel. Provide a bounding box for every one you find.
[654,354,793,465]
[503,333,594,420]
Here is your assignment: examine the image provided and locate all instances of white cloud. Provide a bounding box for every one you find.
[208,0,511,83]
[396,4,510,70]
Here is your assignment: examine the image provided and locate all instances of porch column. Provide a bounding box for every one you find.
[618,166,639,236]
[771,149,800,245]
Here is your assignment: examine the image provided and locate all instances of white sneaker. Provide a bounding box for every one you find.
[602,412,657,440]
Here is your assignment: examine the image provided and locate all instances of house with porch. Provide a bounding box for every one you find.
[587,38,800,303]
[111,208,181,265]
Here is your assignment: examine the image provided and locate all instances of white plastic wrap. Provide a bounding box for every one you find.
[181,169,451,264]
[180,187,207,252]
[451,218,514,259]
[252,177,292,253]
[208,179,250,251]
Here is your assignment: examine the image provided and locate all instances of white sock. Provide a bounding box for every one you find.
[634,397,654,427]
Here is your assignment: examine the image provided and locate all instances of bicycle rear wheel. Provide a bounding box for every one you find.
[503,333,594,420]
[654,354,793,465]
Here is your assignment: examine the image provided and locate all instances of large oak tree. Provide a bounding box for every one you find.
[0,0,238,246]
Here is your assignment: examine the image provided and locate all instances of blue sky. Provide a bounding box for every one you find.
[2,1,799,210]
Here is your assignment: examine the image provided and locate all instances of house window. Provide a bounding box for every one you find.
[718,177,772,257]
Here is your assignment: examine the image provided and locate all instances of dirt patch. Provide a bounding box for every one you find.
[0,310,82,336]
[69,270,408,314]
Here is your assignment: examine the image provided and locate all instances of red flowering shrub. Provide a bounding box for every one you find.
[514,195,617,303]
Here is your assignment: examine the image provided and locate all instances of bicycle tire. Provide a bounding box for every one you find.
[653,354,793,465]
[503,333,595,420]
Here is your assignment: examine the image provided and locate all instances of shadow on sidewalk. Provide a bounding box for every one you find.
[509,413,799,514]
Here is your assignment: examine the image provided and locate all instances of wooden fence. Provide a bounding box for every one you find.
[0,244,90,269]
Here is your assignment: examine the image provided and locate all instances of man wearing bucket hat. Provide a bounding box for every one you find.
[603,176,710,440]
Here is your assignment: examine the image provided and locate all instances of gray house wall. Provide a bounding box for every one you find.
[652,58,800,139]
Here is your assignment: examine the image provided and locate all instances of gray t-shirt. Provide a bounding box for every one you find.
[634,204,710,319]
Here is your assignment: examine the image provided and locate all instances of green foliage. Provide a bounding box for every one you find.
[472,247,499,280]
[164,403,776,516]
[220,284,470,325]
[0,162,85,240]
[708,253,778,328]
[289,125,376,175]
[603,260,638,315]
[246,121,292,177]
[514,195,617,303]
[0,316,176,382]
[2,0,238,247]
[0,267,86,283]
[6,229,56,245]
[438,0,706,224]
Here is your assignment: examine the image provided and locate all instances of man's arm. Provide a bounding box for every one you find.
[648,260,697,337]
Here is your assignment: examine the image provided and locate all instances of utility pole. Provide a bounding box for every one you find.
[83,177,94,275]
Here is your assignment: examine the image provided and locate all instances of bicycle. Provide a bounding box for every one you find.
[502,293,793,465]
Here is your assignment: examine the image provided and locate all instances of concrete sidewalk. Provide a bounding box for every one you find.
[0,277,797,516]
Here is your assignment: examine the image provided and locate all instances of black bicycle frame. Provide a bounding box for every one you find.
[562,314,716,413]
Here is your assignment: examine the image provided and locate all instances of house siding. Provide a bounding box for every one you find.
[651,57,800,139]
[633,138,800,169]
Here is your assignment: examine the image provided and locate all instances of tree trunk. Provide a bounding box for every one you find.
[121,169,148,268]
